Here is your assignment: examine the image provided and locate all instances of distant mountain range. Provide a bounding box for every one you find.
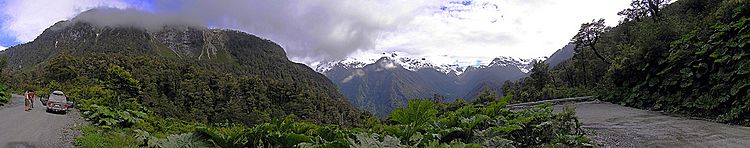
[316,45,574,116]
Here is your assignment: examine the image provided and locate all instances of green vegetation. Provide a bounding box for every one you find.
[0,83,9,106]
[74,89,590,147]
[504,0,750,125]
[2,22,363,126]
[0,56,8,106]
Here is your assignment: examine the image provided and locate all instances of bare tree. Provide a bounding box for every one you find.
[572,19,611,64]
[618,0,671,21]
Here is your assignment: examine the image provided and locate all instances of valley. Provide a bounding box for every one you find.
[317,52,563,116]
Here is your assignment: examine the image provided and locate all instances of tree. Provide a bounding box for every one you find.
[430,94,445,104]
[101,64,142,110]
[45,53,78,82]
[529,61,551,89]
[618,0,671,21]
[572,19,612,65]
[473,89,499,105]
[0,56,6,82]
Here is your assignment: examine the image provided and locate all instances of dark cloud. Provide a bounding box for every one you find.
[68,0,427,63]
[69,8,205,30]
[58,0,428,63]
[167,0,426,63]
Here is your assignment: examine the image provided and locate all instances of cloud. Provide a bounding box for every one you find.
[1,0,130,42]
[0,45,6,51]
[158,0,434,64]
[0,0,432,64]
[368,0,631,67]
[0,0,632,68]
[342,69,365,83]
[67,8,205,31]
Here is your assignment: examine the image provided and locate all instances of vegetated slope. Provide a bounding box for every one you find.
[458,58,528,99]
[324,57,463,116]
[504,0,750,125]
[608,0,750,124]
[0,9,363,126]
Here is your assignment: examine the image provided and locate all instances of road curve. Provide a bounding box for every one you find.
[0,94,82,148]
[555,101,750,147]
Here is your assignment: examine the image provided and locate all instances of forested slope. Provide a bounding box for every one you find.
[0,9,363,126]
[504,0,750,125]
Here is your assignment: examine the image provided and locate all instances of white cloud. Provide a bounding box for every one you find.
[0,0,633,68]
[1,0,130,43]
[342,69,365,83]
[0,45,6,51]
[367,0,632,67]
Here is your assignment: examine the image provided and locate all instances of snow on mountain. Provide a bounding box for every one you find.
[315,52,545,75]
[314,57,368,72]
[483,56,545,73]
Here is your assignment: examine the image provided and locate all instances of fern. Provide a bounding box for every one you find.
[347,133,405,148]
[390,99,438,126]
[196,126,249,148]
[156,133,210,148]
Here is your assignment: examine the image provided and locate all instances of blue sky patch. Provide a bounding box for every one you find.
[448,0,473,6]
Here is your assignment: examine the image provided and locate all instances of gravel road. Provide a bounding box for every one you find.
[0,94,85,148]
[555,101,750,147]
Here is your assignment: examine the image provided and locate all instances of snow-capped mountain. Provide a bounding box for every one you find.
[316,52,462,75]
[315,51,551,116]
[482,57,545,73]
[314,57,368,73]
[316,52,544,76]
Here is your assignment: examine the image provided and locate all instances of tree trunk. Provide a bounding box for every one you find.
[590,45,612,65]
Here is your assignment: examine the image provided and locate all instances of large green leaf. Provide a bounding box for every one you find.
[738,62,750,75]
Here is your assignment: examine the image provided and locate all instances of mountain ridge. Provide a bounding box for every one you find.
[317,45,573,116]
[316,52,545,76]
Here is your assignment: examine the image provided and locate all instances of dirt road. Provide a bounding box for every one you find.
[0,94,83,148]
[555,101,750,147]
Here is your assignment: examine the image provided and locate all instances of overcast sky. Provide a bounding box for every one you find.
[0,0,632,67]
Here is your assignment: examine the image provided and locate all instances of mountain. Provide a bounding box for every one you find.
[318,53,542,116]
[458,57,533,99]
[544,43,576,68]
[0,9,362,125]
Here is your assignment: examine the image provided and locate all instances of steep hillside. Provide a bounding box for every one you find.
[0,9,362,126]
[504,0,750,125]
[544,43,576,68]
[459,57,532,99]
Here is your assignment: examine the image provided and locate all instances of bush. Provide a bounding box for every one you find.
[0,84,9,106]
[196,97,592,147]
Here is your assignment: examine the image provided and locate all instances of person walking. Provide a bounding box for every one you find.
[28,90,35,109]
[24,90,30,112]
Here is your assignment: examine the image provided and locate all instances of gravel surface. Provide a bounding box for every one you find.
[554,101,750,147]
[0,94,85,148]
